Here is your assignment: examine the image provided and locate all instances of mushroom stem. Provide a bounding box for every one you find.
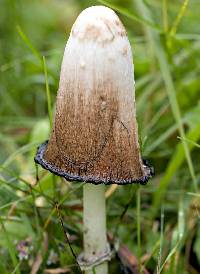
[83,184,108,274]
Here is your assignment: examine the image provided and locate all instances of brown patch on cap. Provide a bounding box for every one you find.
[35,79,152,184]
[83,24,104,41]
[122,46,128,56]
[71,22,115,43]
[71,7,126,43]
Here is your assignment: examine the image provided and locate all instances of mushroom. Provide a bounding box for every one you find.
[35,5,153,274]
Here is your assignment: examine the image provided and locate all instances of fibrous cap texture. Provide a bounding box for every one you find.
[35,5,153,185]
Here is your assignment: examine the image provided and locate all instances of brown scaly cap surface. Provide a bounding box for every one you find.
[35,6,154,185]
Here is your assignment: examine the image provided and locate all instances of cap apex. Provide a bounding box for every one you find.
[71,5,126,42]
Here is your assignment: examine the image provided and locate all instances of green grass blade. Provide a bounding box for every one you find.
[178,198,184,240]
[186,192,200,198]
[157,206,164,273]
[16,25,41,63]
[177,136,200,148]
[98,0,161,31]
[0,218,20,274]
[0,196,31,210]
[2,141,38,168]
[145,123,177,155]
[162,0,168,33]
[42,56,53,129]
[144,240,160,268]
[152,123,200,214]
[169,0,189,36]
[11,262,21,274]
[159,240,180,273]
[136,186,141,274]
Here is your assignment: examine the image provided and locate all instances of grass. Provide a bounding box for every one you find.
[136,186,141,274]
[0,218,20,274]
[0,0,200,273]
[42,56,53,129]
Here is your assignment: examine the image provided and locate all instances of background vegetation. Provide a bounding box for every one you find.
[0,0,200,273]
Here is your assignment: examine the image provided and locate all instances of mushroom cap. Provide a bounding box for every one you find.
[71,5,127,43]
[35,5,153,185]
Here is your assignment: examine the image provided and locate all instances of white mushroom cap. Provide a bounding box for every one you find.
[37,5,153,184]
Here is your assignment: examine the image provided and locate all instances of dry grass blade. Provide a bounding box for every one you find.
[30,233,48,274]
[44,267,71,273]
